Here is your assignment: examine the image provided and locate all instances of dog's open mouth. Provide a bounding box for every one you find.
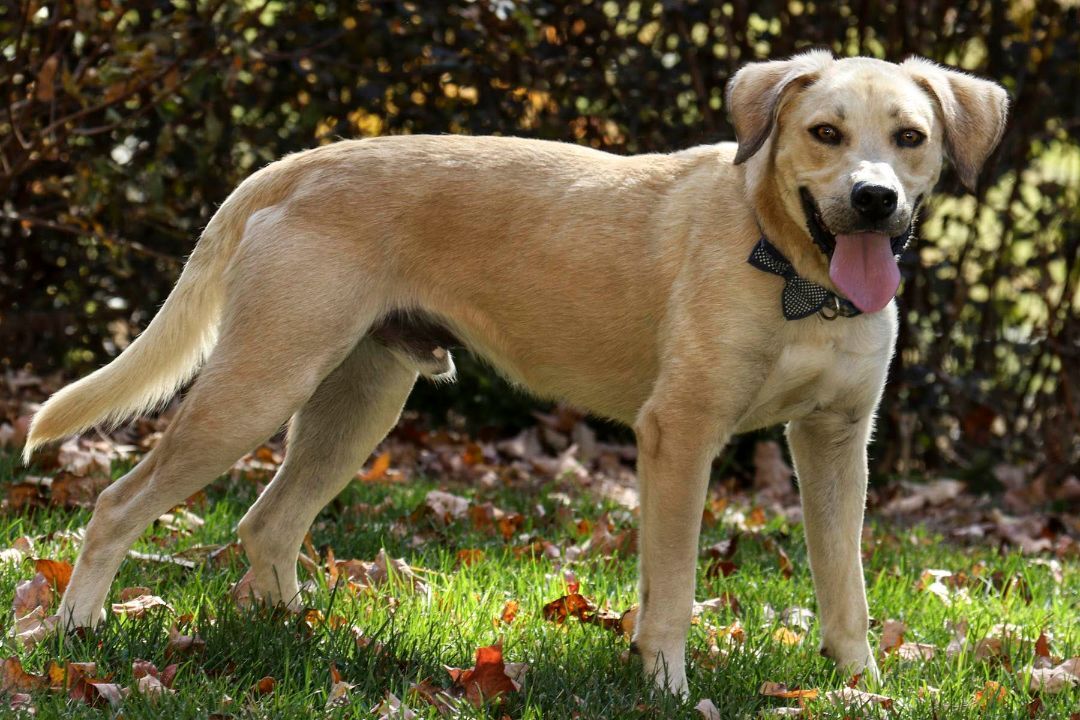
[798,187,912,314]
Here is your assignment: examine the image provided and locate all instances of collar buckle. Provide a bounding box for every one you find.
[819,296,840,321]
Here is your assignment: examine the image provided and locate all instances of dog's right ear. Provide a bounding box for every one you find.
[726,50,833,165]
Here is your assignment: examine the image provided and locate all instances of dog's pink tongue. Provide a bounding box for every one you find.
[828,232,901,313]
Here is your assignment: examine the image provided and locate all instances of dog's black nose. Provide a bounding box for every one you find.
[850,182,898,222]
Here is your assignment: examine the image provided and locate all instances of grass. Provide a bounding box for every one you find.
[0,450,1077,719]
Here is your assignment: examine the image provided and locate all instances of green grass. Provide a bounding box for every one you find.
[0,451,1077,719]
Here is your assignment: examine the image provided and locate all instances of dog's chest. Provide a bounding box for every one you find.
[735,322,891,432]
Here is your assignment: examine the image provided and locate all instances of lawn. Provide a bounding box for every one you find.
[0,443,1077,719]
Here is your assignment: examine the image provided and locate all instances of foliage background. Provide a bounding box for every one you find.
[1,0,1077,480]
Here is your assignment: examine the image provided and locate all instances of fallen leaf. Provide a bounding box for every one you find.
[13,607,58,648]
[695,697,722,719]
[759,682,819,700]
[896,642,937,661]
[12,573,52,617]
[880,619,906,654]
[166,623,206,659]
[1028,665,1079,694]
[8,693,34,714]
[372,691,417,718]
[824,687,895,711]
[230,568,261,608]
[974,680,1007,707]
[253,676,276,696]
[500,600,520,625]
[424,490,470,523]
[326,664,353,710]
[34,558,73,594]
[111,594,173,618]
[408,678,461,715]
[446,641,521,706]
[0,657,47,693]
[361,452,392,481]
[118,586,153,602]
[135,673,173,699]
[542,593,594,624]
[771,627,803,646]
[456,549,485,568]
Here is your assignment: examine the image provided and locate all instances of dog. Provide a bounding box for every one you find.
[23,50,1007,696]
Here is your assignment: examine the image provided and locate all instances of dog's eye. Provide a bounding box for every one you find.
[809,124,842,145]
[896,129,925,148]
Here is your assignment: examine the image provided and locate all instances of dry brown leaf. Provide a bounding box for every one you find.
[693,594,741,617]
[896,642,937,661]
[118,586,153,602]
[880,619,906,654]
[8,692,35,714]
[166,623,206,659]
[12,573,52,617]
[0,657,47,693]
[824,687,895,711]
[1028,665,1079,694]
[542,593,595,624]
[326,664,353,710]
[424,490,470,523]
[253,676,276,696]
[230,568,261,608]
[14,606,58,648]
[408,678,461,715]
[759,681,819,700]
[445,641,522,707]
[111,594,173,618]
[695,697,722,719]
[372,691,417,718]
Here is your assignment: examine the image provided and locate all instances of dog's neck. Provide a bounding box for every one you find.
[740,155,835,292]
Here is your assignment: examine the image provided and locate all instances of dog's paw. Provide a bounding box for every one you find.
[821,640,879,683]
[56,603,106,634]
[636,639,689,697]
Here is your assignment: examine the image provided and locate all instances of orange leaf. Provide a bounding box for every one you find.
[456,549,485,568]
[34,559,73,594]
[253,676,276,696]
[361,452,391,481]
[500,600,520,625]
[759,681,819,700]
[975,680,1007,707]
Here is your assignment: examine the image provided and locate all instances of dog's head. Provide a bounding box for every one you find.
[727,51,1008,313]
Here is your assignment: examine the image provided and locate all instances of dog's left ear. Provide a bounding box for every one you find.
[726,50,834,165]
[901,58,1010,191]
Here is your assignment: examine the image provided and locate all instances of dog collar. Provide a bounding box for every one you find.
[747,237,863,321]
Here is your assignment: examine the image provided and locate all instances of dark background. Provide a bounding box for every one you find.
[1,0,1077,482]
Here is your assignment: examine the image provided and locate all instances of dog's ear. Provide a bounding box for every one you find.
[726,50,833,165]
[901,57,1009,191]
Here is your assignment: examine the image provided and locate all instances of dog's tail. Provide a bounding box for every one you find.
[23,162,294,463]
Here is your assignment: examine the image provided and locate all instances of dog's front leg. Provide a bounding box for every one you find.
[787,412,879,680]
[632,396,725,696]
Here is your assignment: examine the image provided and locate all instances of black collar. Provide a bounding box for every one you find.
[747,237,863,321]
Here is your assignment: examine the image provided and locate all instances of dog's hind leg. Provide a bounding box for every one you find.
[236,337,417,606]
[56,223,382,630]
